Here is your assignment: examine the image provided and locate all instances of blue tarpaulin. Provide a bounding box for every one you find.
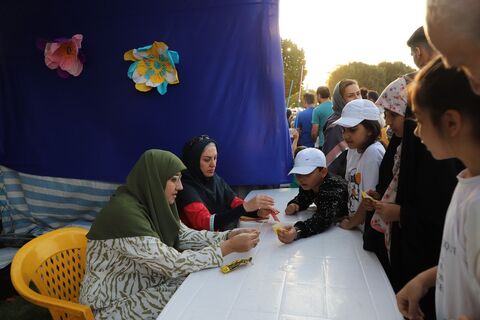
[0,0,292,185]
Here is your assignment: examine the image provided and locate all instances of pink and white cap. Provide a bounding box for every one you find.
[376,77,408,117]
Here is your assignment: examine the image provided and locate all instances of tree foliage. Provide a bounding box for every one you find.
[282,39,306,103]
[327,61,415,93]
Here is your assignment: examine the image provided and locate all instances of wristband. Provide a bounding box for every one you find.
[294,226,302,240]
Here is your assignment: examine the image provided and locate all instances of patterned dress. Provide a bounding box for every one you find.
[79,223,227,319]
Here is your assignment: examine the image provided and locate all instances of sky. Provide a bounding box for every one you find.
[279,0,427,89]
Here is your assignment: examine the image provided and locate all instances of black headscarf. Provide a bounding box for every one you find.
[177,136,237,220]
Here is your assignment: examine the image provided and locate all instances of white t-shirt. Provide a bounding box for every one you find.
[436,169,480,319]
[345,141,385,216]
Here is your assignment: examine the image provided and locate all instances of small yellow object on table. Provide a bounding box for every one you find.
[220,257,253,274]
[272,223,286,234]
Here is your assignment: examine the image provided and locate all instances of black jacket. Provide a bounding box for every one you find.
[288,174,348,238]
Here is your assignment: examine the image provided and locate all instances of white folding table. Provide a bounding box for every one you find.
[158,188,402,320]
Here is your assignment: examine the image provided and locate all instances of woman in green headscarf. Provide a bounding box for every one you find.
[79,150,259,319]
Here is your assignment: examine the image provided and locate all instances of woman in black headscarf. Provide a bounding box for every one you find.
[177,135,278,231]
[322,79,362,177]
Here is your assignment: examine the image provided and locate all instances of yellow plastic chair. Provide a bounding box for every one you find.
[10,227,94,320]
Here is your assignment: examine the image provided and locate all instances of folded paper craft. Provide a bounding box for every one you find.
[40,34,85,78]
[124,41,179,95]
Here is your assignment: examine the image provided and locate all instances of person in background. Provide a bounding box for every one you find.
[366,89,389,146]
[286,108,292,127]
[360,87,369,99]
[311,86,333,150]
[333,99,385,231]
[407,26,438,69]
[79,150,260,319]
[177,135,278,231]
[367,90,379,103]
[289,127,300,156]
[287,108,300,154]
[276,148,348,244]
[396,58,480,320]
[295,92,316,147]
[426,0,480,95]
[323,79,362,178]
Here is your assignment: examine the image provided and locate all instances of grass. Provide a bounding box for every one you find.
[0,295,51,320]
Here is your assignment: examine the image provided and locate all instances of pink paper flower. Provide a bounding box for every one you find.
[43,34,84,78]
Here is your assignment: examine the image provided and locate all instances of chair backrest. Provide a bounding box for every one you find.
[10,227,94,320]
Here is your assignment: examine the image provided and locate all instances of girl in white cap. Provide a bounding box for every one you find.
[333,99,385,230]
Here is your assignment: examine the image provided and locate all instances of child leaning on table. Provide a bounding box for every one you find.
[276,148,348,244]
[395,58,480,320]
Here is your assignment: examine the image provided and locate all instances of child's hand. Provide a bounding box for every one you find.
[339,218,354,230]
[276,225,297,244]
[396,276,428,320]
[363,190,380,211]
[374,202,401,222]
[285,203,299,215]
[367,189,380,200]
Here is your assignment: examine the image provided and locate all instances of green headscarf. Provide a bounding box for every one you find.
[87,149,186,247]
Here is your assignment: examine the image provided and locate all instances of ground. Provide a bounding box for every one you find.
[0,295,51,320]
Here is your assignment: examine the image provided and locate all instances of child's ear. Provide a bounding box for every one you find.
[319,167,328,178]
[441,110,462,137]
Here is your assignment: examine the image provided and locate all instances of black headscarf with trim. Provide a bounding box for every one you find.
[176,136,237,218]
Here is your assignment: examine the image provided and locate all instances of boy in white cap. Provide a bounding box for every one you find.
[276,148,348,244]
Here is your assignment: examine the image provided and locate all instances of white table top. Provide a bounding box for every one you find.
[158,188,402,320]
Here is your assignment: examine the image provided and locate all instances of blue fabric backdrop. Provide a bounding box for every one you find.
[0,0,292,185]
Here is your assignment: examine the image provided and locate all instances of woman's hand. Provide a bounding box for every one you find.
[243,195,275,213]
[221,232,259,255]
[257,208,280,219]
[276,225,297,244]
[285,203,299,215]
[374,202,401,222]
[228,228,258,239]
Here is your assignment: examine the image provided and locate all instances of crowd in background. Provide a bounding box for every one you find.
[283,4,480,317]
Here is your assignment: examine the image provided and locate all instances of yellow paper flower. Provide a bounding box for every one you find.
[124,41,179,95]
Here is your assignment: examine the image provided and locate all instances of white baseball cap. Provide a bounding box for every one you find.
[288,148,326,175]
[333,99,381,128]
